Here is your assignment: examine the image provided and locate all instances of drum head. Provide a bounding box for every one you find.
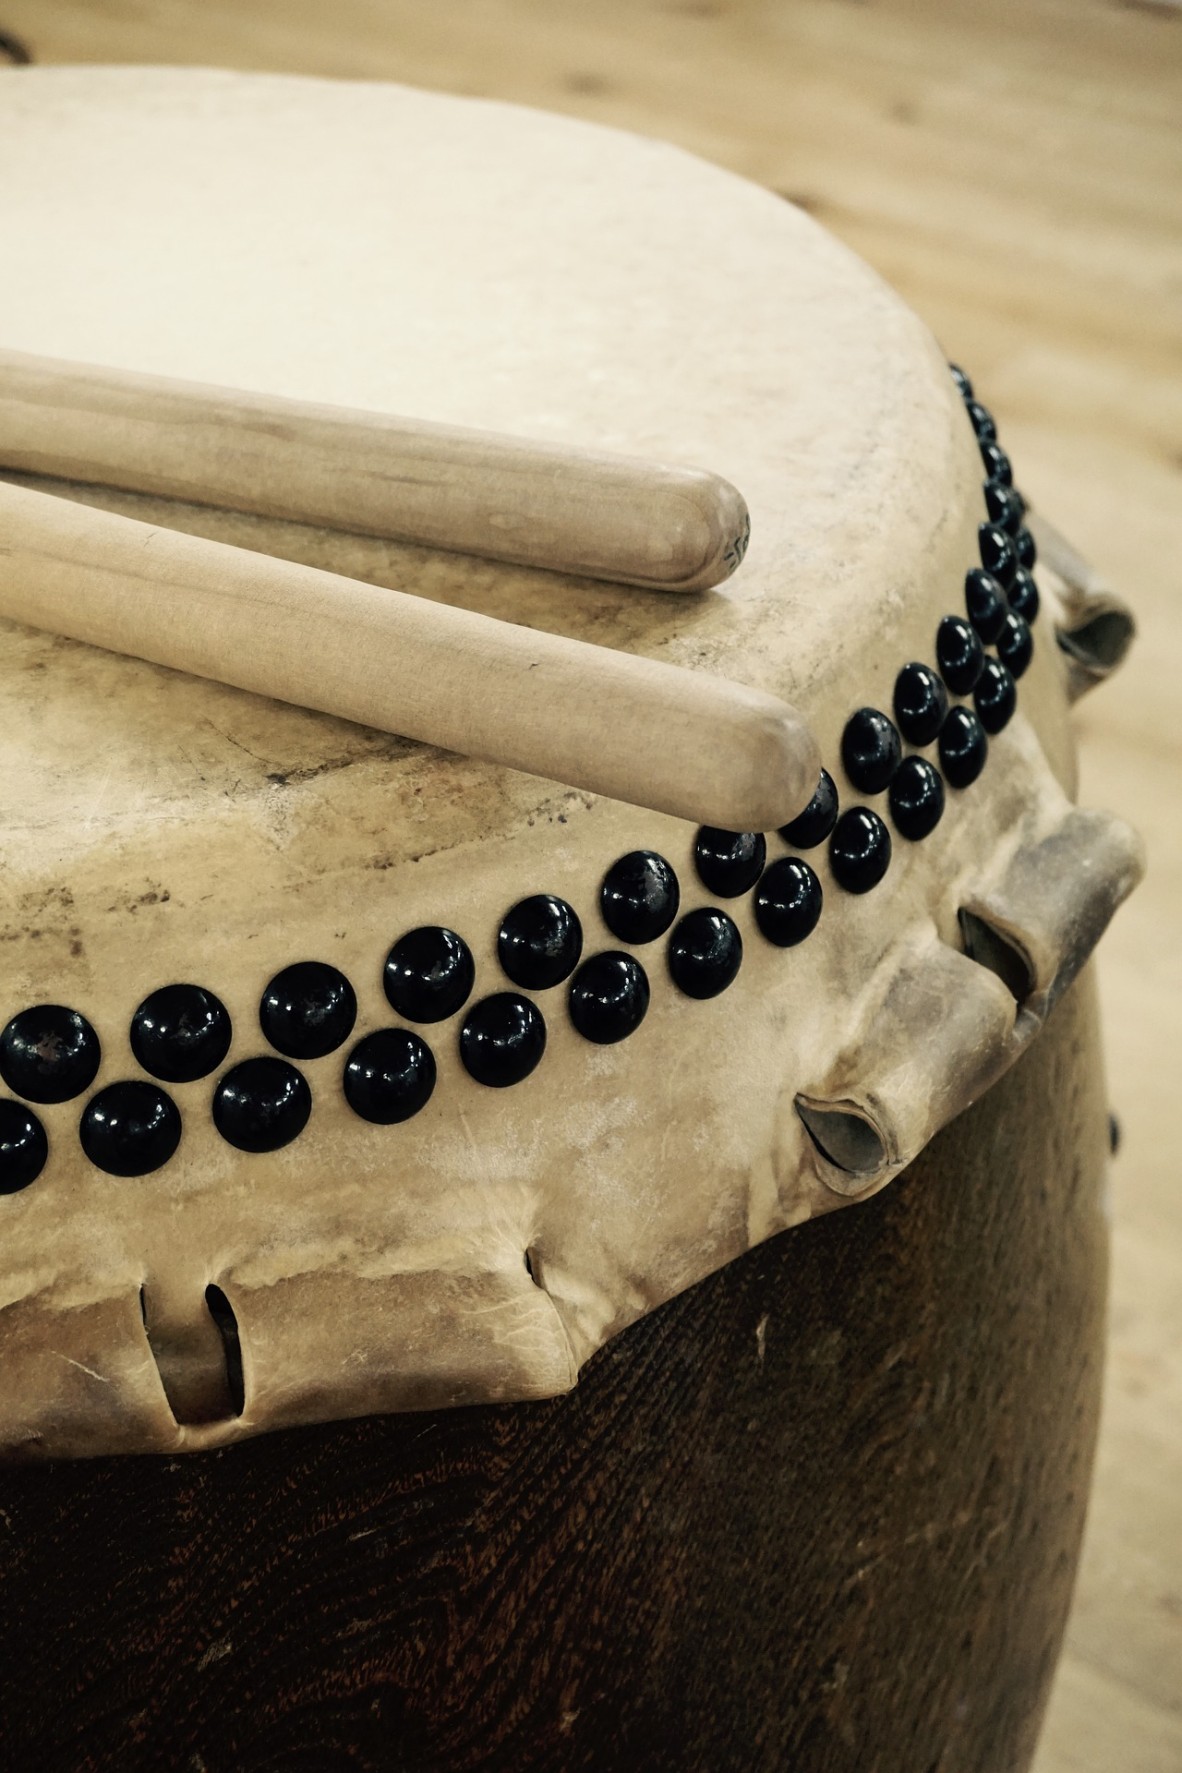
[0,68,1139,1459]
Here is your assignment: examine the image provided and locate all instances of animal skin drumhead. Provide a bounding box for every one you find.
[0,66,1140,1458]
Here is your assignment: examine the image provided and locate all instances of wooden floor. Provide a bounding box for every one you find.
[3,1,1179,1765]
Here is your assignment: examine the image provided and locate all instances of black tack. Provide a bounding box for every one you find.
[828,808,892,895]
[996,610,1034,680]
[978,521,1018,590]
[965,399,997,441]
[974,658,1018,734]
[1008,568,1040,626]
[79,1081,182,1177]
[840,708,902,796]
[888,757,946,842]
[964,568,1008,645]
[568,952,650,1044]
[213,1057,311,1153]
[343,1029,436,1125]
[936,614,986,696]
[949,363,973,400]
[460,994,547,1088]
[0,1005,101,1105]
[984,480,1025,537]
[693,828,767,898]
[667,909,743,1000]
[384,928,475,1024]
[498,895,583,991]
[600,851,680,945]
[778,770,839,850]
[259,961,356,1059]
[753,859,823,948]
[938,707,989,789]
[893,662,949,748]
[131,984,232,1084]
[0,1098,48,1194]
[979,440,1013,485]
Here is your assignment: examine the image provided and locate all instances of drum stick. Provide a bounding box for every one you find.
[0,347,749,594]
[0,479,817,832]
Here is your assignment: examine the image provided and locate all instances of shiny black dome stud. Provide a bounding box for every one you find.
[888,757,946,842]
[893,662,948,747]
[938,707,989,788]
[0,1098,48,1194]
[131,983,232,1084]
[569,952,650,1044]
[979,440,1012,485]
[1015,526,1037,569]
[949,363,973,399]
[600,850,680,944]
[80,1081,182,1177]
[0,1005,101,1104]
[829,808,892,893]
[841,708,902,795]
[1008,567,1040,625]
[936,614,985,695]
[984,481,1024,536]
[384,927,475,1023]
[996,609,1034,680]
[694,828,767,898]
[213,1057,311,1152]
[754,859,823,948]
[343,1029,436,1125]
[973,658,1018,734]
[667,909,743,999]
[965,400,996,441]
[460,993,546,1087]
[978,522,1017,589]
[498,895,583,991]
[964,569,1008,645]
[778,769,839,850]
[260,961,356,1059]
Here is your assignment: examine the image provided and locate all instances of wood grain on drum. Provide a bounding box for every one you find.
[0,346,751,592]
[0,476,819,831]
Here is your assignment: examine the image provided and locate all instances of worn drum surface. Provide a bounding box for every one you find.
[0,66,1137,1457]
[0,61,1140,1773]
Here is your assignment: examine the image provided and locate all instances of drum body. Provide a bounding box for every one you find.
[0,969,1106,1772]
[0,63,1138,1773]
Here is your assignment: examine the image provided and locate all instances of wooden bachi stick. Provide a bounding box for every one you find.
[0,480,815,832]
[0,347,750,593]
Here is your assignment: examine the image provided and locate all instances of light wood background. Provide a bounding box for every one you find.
[2,2,1179,1766]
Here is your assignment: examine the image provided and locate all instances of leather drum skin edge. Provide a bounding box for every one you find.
[0,66,1142,1460]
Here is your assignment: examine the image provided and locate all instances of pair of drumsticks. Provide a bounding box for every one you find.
[0,348,818,831]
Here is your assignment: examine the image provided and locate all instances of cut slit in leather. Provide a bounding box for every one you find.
[141,1282,244,1426]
